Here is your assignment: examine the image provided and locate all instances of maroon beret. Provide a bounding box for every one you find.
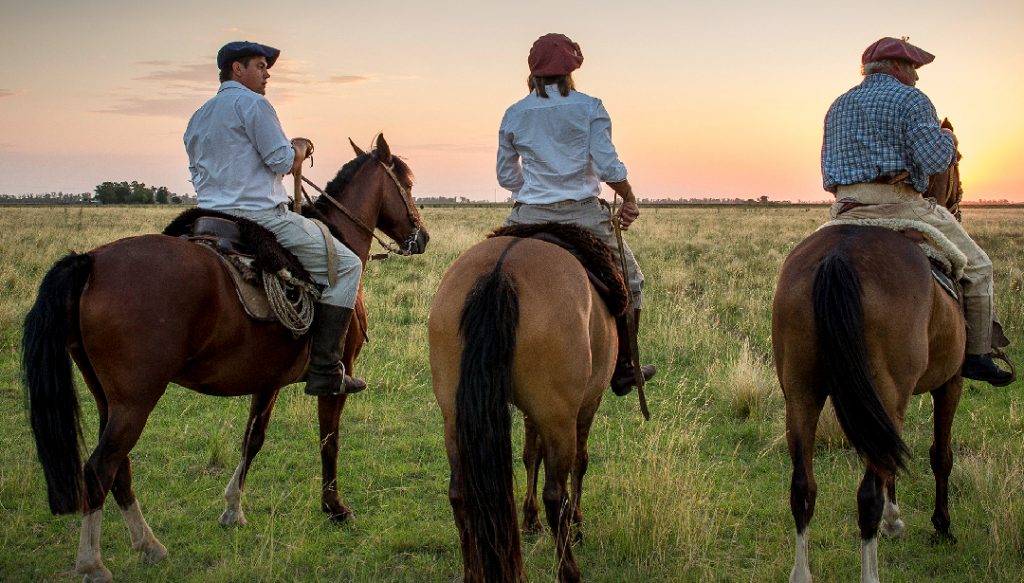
[528,33,584,77]
[862,37,935,67]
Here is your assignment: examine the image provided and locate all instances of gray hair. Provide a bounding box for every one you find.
[862,59,911,76]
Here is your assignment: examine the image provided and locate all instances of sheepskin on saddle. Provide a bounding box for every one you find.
[818,217,966,300]
[488,222,630,317]
[163,207,349,328]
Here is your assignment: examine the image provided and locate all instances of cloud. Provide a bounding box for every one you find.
[0,89,27,99]
[133,63,219,86]
[97,96,207,118]
[328,76,371,85]
[401,143,493,153]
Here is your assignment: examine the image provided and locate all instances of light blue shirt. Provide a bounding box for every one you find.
[497,87,627,204]
[184,81,295,211]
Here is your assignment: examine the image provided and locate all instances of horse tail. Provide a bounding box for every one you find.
[813,250,910,475]
[455,260,524,582]
[22,252,93,514]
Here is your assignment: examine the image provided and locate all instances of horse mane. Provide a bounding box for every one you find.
[314,152,414,214]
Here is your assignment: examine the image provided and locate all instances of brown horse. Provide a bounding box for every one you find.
[772,192,967,580]
[429,235,617,583]
[22,134,427,582]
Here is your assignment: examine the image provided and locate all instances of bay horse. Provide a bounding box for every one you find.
[429,235,617,583]
[772,163,969,583]
[22,134,427,582]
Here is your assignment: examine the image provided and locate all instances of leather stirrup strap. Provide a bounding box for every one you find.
[309,218,338,287]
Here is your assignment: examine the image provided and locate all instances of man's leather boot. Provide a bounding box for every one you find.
[305,303,367,396]
[610,308,657,396]
[962,353,1013,387]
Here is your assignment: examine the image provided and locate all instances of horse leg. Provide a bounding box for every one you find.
[857,464,888,583]
[569,401,600,545]
[879,477,904,537]
[930,379,962,539]
[75,355,167,573]
[540,425,581,583]
[443,424,483,583]
[112,459,167,564]
[221,390,279,527]
[522,415,544,533]
[785,393,823,583]
[77,399,162,582]
[318,393,355,522]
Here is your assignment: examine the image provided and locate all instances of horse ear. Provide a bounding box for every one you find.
[349,138,366,157]
[375,133,392,166]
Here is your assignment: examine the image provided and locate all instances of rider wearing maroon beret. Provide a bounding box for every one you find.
[497,33,656,396]
[821,37,1012,386]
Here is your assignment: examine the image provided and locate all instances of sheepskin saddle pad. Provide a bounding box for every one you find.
[488,222,630,317]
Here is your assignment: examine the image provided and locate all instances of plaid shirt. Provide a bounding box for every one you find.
[821,74,954,194]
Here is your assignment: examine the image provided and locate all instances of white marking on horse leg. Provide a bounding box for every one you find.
[76,509,112,583]
[119,500,168,564]
[880,490,904,537]
[219,459,248,527]
[789,528,813,583]
[860,536,881,583]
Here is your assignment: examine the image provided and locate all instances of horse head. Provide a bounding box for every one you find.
[365,134,429,256]
[316,134,429,260]
[925,118,963,220]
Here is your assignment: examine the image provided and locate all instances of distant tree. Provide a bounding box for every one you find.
[171,195,182,204]
[154,186,170,204]
[92,181,173,204]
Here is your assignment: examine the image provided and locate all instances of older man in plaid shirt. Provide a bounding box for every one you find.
[821,37,1011,386]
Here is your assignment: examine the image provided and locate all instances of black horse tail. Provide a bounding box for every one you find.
[22,252,93,514]
[813,250,910,475]
[455,261,524,583]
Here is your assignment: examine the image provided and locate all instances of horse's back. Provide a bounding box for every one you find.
[79,234,303,395]
[774,224,963,396]
[429,236,615,419]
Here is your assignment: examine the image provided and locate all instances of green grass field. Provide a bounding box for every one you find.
[1,204,1022,582]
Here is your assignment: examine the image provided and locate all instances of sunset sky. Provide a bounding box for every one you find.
[2,0,1022,202]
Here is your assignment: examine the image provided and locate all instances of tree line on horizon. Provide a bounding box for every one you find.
[1,182,192,205]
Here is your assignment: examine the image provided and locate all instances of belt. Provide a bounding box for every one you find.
[513,197,593,210]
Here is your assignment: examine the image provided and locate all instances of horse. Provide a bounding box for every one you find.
[772,167,969,582]
[22,134,428,582]
[429,234,617,583]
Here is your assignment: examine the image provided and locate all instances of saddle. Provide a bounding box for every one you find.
[488,222,629,317]
[163,208,348,332]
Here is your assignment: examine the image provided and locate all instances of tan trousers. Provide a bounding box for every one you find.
[504,197,645,308]
[832,184,995,353]
[228,204,363,308]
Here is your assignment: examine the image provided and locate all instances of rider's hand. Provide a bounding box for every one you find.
[617,200,640,231]
[289,138,313,176]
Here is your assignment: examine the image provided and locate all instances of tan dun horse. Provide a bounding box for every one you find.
[429,235,617,583]
[22,135,427,582]
[772,162,968,583]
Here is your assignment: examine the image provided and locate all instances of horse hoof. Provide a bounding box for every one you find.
[142,540,168,565]
[328,508,355,523]
[880,518,904,537]
[219,508,247,527]
[81,566,113,583]
[930,530,957,545]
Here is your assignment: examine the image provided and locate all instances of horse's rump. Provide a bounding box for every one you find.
[488,222,628,317]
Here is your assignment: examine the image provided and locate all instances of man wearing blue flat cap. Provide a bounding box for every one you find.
[185,41,366,397]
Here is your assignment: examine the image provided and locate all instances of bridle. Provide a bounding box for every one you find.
[300,157,424,260]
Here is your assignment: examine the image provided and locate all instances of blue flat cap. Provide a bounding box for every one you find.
[217,41,280,70]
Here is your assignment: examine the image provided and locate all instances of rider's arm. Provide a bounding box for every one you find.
[608,179,640,231]
[497,110,524,194]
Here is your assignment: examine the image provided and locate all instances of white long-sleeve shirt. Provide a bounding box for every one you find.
[497,87,627,204]
[184,81,295,211]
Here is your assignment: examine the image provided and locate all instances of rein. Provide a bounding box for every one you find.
[301,159,423,260]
